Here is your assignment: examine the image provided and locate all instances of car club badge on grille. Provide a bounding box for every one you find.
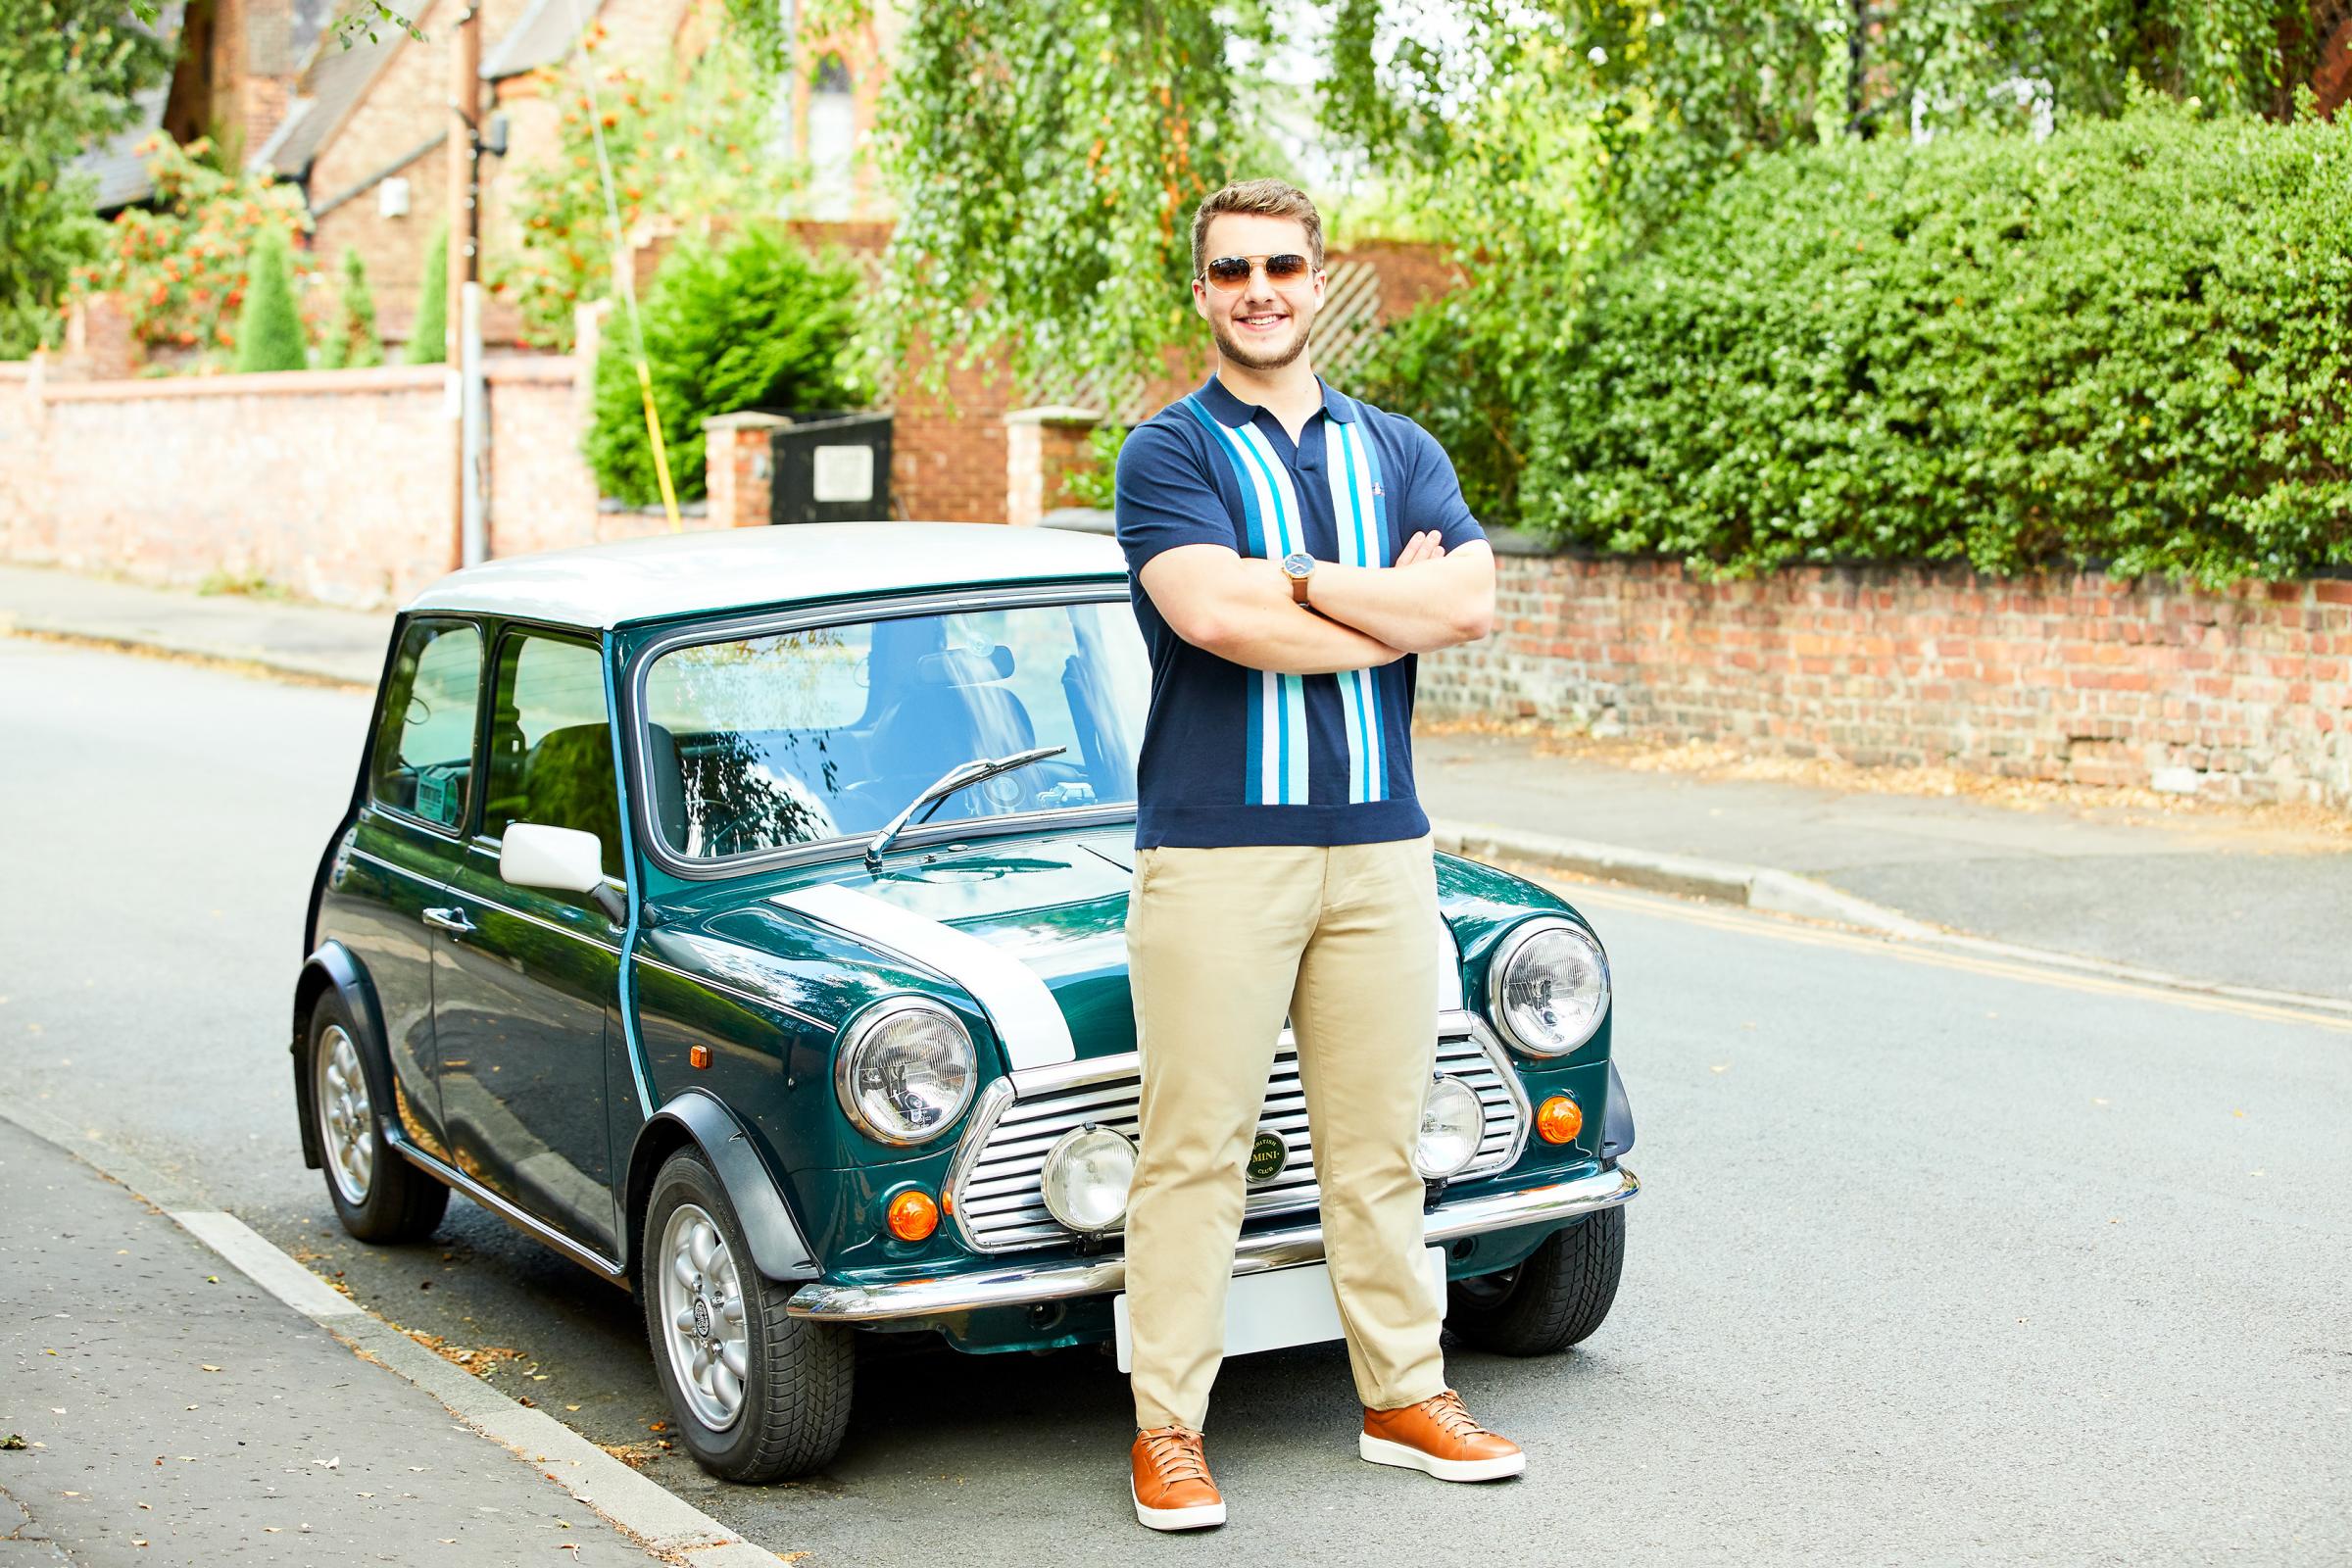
[1246,1129,1289,1185]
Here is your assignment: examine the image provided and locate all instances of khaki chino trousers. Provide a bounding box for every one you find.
[1122,834,1448,1432]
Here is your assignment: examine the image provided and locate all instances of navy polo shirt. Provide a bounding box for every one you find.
[1113,374,1487,850]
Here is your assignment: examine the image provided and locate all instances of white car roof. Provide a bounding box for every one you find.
[402,521,1129,629]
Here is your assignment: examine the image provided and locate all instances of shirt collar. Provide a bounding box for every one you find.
[1194,373,1359,428]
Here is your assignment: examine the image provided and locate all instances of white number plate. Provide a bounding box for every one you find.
[1112,1246,1446,1373]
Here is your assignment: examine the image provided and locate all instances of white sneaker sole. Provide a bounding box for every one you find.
[1132,1480,1226,1531]
[1359,1432,1527,1483]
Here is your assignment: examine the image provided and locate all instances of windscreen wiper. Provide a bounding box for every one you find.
[862,745,1066,870]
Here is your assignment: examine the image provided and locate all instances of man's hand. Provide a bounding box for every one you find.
[1139,544,1407,675]
[1306,534,1495,654]
[1394,530,1446,567]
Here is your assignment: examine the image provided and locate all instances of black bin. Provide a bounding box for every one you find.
[767,413,894,526]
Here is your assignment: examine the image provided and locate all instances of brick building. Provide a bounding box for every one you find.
[247,0,894,351]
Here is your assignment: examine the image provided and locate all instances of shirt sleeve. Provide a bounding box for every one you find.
[1114,421,1236,577]
[1402,419,1487,552]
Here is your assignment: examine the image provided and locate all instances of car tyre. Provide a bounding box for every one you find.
[308,993,448,1244]
[641,1149,853,1483]
[1445,1206,1625,1356]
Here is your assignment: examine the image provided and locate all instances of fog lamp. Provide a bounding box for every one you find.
[1414,1076,1483,1179]
[1040,1125,1136,1233]
[886,1188,940,1242]
[1536,1094,1583,1146]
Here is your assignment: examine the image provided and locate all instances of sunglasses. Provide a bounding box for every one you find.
[1198,253,1315,291]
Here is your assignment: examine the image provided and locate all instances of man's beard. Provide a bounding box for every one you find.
[1211,315,1310,372]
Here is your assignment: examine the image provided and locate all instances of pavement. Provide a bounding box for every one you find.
[5,559,2343,1001]
[0,1113,669,1567]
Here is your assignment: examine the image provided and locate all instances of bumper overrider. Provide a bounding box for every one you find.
[785,1163,1639,1323]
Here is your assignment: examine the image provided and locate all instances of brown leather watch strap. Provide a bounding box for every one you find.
[1289,572,1311,606]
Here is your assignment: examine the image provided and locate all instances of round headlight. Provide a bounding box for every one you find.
[834,1001,976,1146]
[1489,919,1610,1057]
[1414,1075,1484,1179]
[1040,1125,1136,1233]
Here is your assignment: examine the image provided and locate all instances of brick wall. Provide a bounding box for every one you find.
[1418,551,2352,809]
[0,355,612,608]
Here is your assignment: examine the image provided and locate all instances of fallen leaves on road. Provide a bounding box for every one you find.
[1424,720,2352,842]
[199,1364,221,1373]
[596,1442,662,1472]
[1,1435,24,1450]
[405,1331,524,1378]
[313,1456,340,1469]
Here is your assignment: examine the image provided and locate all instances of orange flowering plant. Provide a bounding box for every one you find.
[74,135,315,362]
[493,29,797,351]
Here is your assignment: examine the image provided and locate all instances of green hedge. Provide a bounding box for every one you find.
[587,225,865,507]
[1396,104,2352,586]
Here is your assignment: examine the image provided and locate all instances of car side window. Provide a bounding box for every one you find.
[370,619,484,831]
[481,631,619,875]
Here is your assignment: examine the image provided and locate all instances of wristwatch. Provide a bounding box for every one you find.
[1281,551,1316,608]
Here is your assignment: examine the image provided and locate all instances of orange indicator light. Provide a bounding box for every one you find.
[688,1044,711,1070]
[1536,1095,1582,1145]
[887,1189,940,1243]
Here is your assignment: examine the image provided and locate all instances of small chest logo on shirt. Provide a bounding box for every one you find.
[1370,482,1386,498]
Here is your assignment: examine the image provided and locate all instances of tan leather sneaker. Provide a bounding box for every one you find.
[1359,1390,1527,1482]
[1131,1425,1226,1531]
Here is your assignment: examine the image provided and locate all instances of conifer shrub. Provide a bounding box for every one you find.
[586,225,865,506]
[231,225,307,372]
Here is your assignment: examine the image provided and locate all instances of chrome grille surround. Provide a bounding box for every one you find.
[945,1011,1532,1255]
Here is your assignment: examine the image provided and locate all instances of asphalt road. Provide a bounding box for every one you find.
[3,638,2347,1565]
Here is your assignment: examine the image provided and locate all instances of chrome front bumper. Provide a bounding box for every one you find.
[785,1164,1639,1324]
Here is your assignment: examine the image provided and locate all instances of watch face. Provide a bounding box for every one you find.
[1282,552,1314,577]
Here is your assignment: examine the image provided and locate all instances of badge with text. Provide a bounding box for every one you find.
[1246,1129,1289,1184]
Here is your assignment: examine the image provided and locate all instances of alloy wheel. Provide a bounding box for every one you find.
[315,1023,374,1205]
[659,1202,751,1432]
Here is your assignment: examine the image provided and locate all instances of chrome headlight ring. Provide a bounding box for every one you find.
[833,998,978,1147]
[1486,916,1611,1058]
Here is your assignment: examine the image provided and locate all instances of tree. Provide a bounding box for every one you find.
[493,31,795,352]
[0,0,173,356]
[405,225,447,365]
[869,0,1281,395]
[232,224,307,371]
[317,246,383,368]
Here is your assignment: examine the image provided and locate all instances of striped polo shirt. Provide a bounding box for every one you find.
[1112,373,1487,849]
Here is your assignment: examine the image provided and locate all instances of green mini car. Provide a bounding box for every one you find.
[293,522,1637,1482]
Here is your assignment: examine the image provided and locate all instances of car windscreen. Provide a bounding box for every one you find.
[639,597,1150,860]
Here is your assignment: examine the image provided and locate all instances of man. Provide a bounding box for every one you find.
[1112,177,1518,1533]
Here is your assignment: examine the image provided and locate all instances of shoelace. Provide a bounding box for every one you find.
[1138,1425,1209,1486]
[1423,1391,1486,1441]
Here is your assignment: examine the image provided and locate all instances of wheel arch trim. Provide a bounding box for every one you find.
[626,1090,819,1284]
[1600,1058,1636,1161]
[292,942,391,1173]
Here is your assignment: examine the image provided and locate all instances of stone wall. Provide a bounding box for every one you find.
[1418,548,2352,809]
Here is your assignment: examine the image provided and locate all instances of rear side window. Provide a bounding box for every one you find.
[370,619,483,830]
[482,632,619,874]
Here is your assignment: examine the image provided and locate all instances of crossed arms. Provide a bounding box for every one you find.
[1138,532,1497,675]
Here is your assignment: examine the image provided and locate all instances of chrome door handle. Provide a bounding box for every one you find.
[421,906,476,935]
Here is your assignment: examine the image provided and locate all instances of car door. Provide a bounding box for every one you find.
[432,626,623,1256]
[329,615,484,1165]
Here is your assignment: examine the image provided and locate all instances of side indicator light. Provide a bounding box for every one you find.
[688,1044,711,1070]
[1536,1095,1582,1145]
[887,1189,940,1243]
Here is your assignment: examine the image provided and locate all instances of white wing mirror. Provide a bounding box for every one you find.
[501,823,627,923]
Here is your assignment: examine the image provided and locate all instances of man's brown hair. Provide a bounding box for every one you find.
[1190,179,1325,278]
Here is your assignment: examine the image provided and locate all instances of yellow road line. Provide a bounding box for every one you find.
[1544,877,2352,1036]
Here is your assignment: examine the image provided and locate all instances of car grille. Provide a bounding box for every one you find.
[947,1024,1530,1254]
